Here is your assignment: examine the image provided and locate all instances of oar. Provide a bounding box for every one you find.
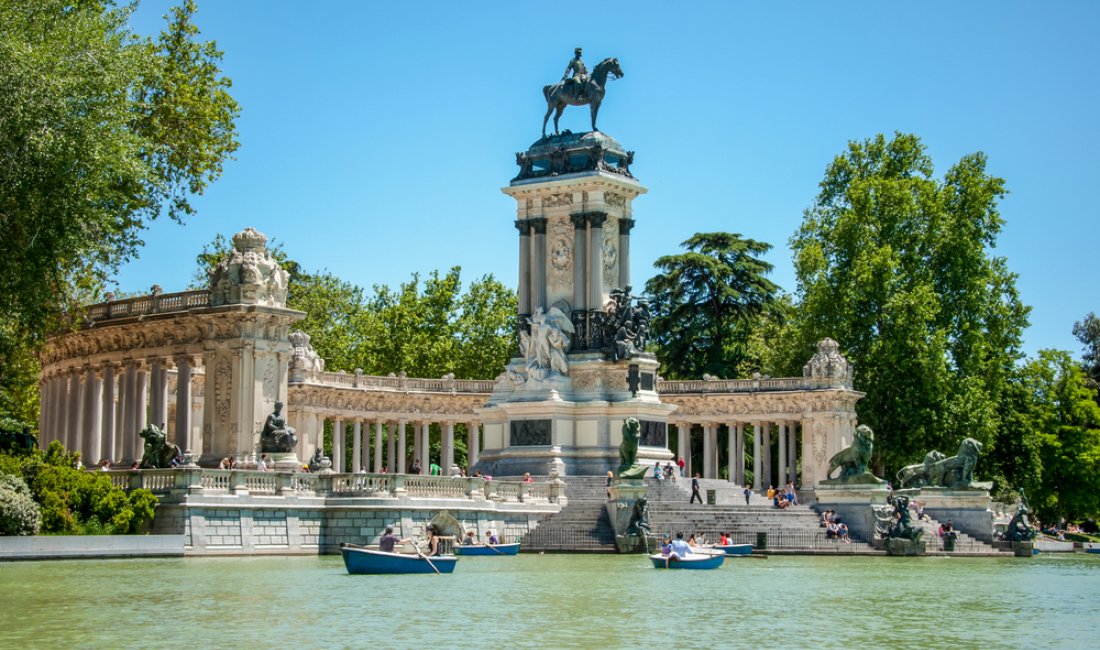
[415,545,442,575]
[485,541,507,556]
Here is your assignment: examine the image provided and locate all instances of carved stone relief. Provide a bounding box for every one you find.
[605,192,625,208]
[542,193,573,208]
[602,217,619,289]
[215,357,232,421]
[547,216,575,287]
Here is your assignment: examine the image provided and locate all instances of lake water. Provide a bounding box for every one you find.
[1,553,1097,649]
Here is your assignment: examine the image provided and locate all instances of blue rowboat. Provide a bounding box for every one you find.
[455,543,521,556]
[713,543,754,556]
[1085,546,1100,555]
[340,544,457,575]
[650,549,725,570]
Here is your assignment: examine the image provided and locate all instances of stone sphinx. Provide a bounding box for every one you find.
[895,438,984,489]
[138,424,181,469]
[260,401,298,453]
[822,425,884,485]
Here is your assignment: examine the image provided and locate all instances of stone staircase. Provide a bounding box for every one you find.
[914,516,1002,555]
[519,477,877,554]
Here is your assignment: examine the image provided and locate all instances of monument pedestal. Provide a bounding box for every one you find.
[884,537,926,556]
[271,452,302,472]
[896,486,994,543]
[814,483,892,544]
[606,479,652,553]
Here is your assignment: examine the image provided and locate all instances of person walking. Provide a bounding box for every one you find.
[743,484,752,505]
[690,473,703,504]
[677,456,686,477]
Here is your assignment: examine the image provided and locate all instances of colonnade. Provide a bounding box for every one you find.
[289,413,482,475]
[38,355,201,465]
[671,420,803,489]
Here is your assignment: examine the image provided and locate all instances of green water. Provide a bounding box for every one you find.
[1,553,1097,649]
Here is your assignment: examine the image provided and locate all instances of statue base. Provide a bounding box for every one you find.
[271,452,302,472]
[815,484,892,544]
[607,479,650,554]
[884,537,926,556]
[895,486,994,543]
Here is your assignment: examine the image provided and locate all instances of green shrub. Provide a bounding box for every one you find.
[0,474,41,535]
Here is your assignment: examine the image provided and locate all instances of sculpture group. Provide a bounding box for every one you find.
[138,424,181,469]
[604,286,651,362]
[895,438,984,489]
[542,48,623,137]
[518,306,574,384]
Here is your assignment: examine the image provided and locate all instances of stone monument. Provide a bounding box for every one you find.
[477,62,676,477]
[814,425,891,543]
[894,438,995,544]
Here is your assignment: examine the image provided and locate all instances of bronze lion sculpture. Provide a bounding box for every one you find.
[896,437,983,489]
[826,424,876,481]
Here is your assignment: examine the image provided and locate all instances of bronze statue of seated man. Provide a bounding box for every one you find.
[260,401,298,453]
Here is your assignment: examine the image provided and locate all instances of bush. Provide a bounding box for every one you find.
[0,474,41,535]
[0,442,157,534]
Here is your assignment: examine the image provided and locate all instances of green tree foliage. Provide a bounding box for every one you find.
[1016,351,1100,522]
[645,233,782,379]
[1073,312,1100,392]
[787,133,1030,475]
[0,441,158,534]
[0,0,239,423]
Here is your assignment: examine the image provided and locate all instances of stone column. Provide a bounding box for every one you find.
[67,367,82,452]
[420,421,431,469]
[762,422,772,489]
[726,422,736,483]
[443,422,455,472]
[587,212,607,310]
[148,358,163,430]
[173,356,193,453]
[703,423,715,479]
[333,417,344,472]
[373,420,384,473]
[676,422,689,477]
[570,214,588,311]
[100,364,116,462]
[752,421,762,490]
[397,419,408,473]
[135,364,148,436]
[37,377,48,445]
[386,422,396,472]
[361,419,371,474]
[777,421,787,487]
[787,421,798,485]
[618,218,635,288]
[85,366,103,463]
[119,362,134,461]
[352,420,362,473]
[515,220,531,316]
[467,421,480,468]
[154,360,169,430]
[531,217,548,311]
[735,422,746,485]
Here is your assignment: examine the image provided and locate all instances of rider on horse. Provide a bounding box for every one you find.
[562,47,589,102]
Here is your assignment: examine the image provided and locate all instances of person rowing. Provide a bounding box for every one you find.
[378,526,409,553]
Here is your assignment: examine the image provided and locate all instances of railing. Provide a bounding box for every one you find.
[307,371,496,394]
[84,290,212,322]
[101,469,560,503]
[658,376,852,393]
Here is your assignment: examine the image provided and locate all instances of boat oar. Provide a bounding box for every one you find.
[415,546,442,575]
[485,542,507,556]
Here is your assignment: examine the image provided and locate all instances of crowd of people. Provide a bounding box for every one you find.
[767,482,799,509]
[820,510,851,543]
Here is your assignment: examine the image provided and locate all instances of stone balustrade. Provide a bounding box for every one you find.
[307,371,496,394]
[84,290,212,322]
[102,469,561,503]
[658,376,848,393]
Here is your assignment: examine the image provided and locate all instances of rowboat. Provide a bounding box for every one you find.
[713,543,754,556]
[340,543,457,575]
[455,542,521,556]
[1086,546,1100,555]
[650,548,725,570]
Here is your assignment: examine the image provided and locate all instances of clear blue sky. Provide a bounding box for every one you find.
[118,0,1098,360]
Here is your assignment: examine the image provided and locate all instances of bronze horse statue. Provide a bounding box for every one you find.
[542,57,623,137]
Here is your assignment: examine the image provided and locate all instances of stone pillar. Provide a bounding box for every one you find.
[85,366,103,463]
[587,212,607,309]
[352,420,362,473]
[135,364,148,436]
[386,422,396,472]
[777,421,788,487]
[443,422,455,472]
[734,423,745,485]
[726,422,736,483]
[703,423,715,479]
[397,419,408,474]
[787,421,798,485]
[800,416,814,488]
[37,377,48,445]
[467,421,480,468]
[618,218,635,288]
[420,421,431,469]
[173,356,193,453]
[361,419,371,474]
[762,422,772,489]
[570,214,588,311]
[531,217,548,311]
[515,220,531,316]
[100,364,117,462]
[333,417,344,472]
[676,422,689,477]
[752,422,762,490]
[148,358,163,430]
[373,420,384,473]
[154,360,169,430]
[119,362,134,461]
[67,367,82,452]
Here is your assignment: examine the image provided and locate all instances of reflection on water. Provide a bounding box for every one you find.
[1,553,1098,648]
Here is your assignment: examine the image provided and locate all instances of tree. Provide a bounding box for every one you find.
[1073,312,1100,392]
[0,0,239,423]
[645,233,782,379]
[787,133,1030,475]
[1017,350,1100,522]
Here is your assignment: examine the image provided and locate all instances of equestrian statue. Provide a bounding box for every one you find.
[542,48,624,137]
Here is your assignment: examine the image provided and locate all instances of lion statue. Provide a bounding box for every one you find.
[824,424,881,483]
[616,417,646,478]
[896,437,983,489]
[138,424,181,469]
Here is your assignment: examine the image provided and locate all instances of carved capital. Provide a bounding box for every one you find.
[587,211,608,229]
[514,219,530,236]
[619,217,636,235]
[569,212,588,230]
[529,217,548,235]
